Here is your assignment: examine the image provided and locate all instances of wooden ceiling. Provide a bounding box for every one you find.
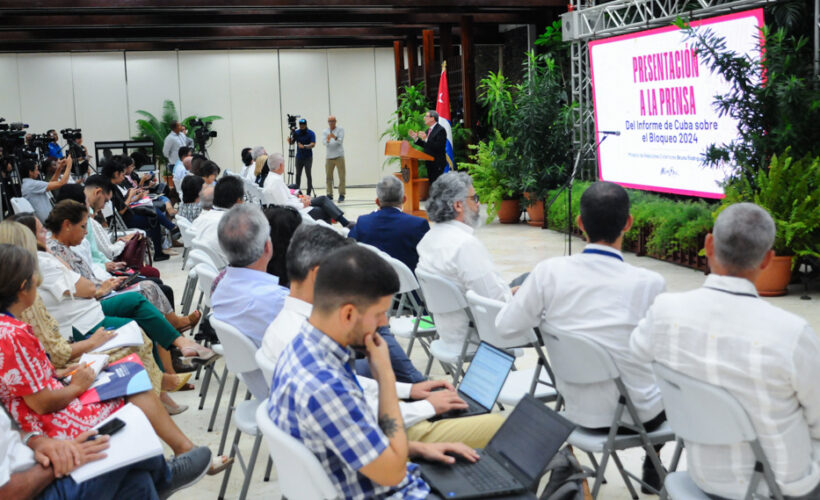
[0,1,564,52]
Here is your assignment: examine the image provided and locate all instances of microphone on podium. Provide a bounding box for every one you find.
[598,130,621,136]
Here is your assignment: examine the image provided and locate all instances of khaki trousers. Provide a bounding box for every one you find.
[406,413,505,449]
[325,156,346,197]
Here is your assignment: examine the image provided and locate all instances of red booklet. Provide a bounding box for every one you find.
[79,353,152,405]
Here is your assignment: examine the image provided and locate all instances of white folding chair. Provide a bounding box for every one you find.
[192,240,228,270]
[180,249,216,315]
[254,349,277,388]
[653,363,785,500]
[256,398,339,500]
[415,268,480,385]
[11,197,34,214]
[385,257,437,364]
[542,327,676,499]
[244,180,264,205]
[175,215,194,270]
[210,316,274,500]
[465,290,558,406]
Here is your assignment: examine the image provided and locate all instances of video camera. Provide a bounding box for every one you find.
[0,117,28,154]
[60,128,82,141]
[0,118,28,132]
[287,114,300,134]
[190,119,217,140]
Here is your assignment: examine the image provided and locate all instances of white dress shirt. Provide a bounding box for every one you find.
[261,171,304,211]
[172,160,189,186]
[0,411,36,489]
[37,251,105,339]
[162,131,192,164]
[631,274,820,498]
[260,296,435,427]
[416,220,511,353]
[496,244,666,429]
[190,207,227,263]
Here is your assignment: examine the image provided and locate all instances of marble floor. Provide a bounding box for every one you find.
[153,186,819,499]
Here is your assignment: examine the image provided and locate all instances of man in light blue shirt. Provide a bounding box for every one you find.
[162,121,193,165]
[211,203,288,347]
[172,146,193,187]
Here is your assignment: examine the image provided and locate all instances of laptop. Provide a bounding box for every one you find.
[430,341,515,421]
[420,394,576,499]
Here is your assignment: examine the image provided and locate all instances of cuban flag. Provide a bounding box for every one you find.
[436,63,454,173]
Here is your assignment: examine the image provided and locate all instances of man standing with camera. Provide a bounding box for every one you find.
[287,118,316,195]
[322,115,345,202]
[162,121,194,166]
[46,129,63,159]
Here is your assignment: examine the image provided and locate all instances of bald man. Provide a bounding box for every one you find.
[322,115,346,202]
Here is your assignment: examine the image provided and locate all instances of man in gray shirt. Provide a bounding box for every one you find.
[162,120,194,165]
[322,115,345,202]
[20,156,72,222]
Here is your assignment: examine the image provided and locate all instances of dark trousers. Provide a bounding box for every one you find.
[427,164,444,187]
[125,209,174,258]
[355,328,426,383]
[38,454,170,500]
[307,195,346,224]
[295,156,313,193]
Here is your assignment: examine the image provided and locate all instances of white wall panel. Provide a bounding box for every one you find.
[71,53,130,163]
[228,50,283,167]
[374,47,399,177]
[124,52,180,147]
[278,49,330,190]
[0,55,22,124]
[327,48,380,186]
[17,54,76,136]
[178,51,234,172]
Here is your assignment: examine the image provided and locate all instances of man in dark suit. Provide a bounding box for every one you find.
[349,175,430,272]
[409,110,447,185]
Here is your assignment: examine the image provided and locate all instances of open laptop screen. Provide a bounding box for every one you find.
[486,396,574,482]
[458,342,515,410]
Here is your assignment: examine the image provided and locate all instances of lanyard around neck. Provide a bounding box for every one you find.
[582,248,624,262]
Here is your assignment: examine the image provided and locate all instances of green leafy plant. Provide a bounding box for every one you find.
[132,99,222,170]
[477,71,515,135]
[720,150,820,258]
[544,181,591,233]
[678,21,820,178]
[459,131,516,223]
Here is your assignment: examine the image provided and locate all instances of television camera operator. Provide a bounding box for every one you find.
[286,116,316,194]
[60,128,91,179]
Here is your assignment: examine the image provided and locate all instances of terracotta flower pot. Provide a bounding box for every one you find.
[523,193,544,227]
[754,255,793,297]
[497,199,522,224]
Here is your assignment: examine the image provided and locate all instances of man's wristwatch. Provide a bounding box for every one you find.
[23,431,44,446]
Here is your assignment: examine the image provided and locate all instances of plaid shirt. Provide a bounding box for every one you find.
[178,202,202,222]
[268,322,429,499]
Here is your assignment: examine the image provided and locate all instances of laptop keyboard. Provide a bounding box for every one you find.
[455,457,521,493]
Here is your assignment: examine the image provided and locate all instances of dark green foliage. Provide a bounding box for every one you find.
[460,131,516,223]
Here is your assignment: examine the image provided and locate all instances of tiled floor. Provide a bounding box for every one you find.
[154,186,819,499]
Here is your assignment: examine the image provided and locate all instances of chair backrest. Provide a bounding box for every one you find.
[185,248,216,271]
[414,268,468,315]
[175,217,196,248]
[192,241,228,269]
[652,363,758,445]
[465,290,537,349]
[255,399,339,500]
[386,256,420,295]
[209,316,269,400]
[193,262,219,306]
[255,348,277,388]
[11,197,34,214]
[540,326,620,384]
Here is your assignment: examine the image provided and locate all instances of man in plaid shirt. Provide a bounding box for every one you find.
[268,245,478,499]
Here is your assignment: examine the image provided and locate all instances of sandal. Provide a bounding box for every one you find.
[164,373,193,392]
[179,344,217,363]
[207,455,234,476]
[186,310,202,330]
[163,401,189,416]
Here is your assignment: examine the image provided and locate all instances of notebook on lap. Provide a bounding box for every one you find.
[430,341,515,421]
[420,394,576,499]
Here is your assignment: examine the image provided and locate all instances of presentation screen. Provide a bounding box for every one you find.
[589,9,763,198]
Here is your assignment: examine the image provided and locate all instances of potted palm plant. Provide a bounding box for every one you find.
[461,132,520,223]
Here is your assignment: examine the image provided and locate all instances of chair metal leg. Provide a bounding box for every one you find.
[207,366,229,431]
[181,247,190,270]
[198,363,215,410]
[424,354,434,376]
[238,434,263,500]
[586,452,607,485]
[611,451,640,500]
[405,335,416,357]
[669,439,684,472]
[218,429,243,500]
[217,377,240,455]
[264,456,273,481]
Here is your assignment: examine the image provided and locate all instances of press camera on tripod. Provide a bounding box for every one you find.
[0,118,32,217]
[285,114,301,187]
[60,128,90,178]
[190,119,217,156]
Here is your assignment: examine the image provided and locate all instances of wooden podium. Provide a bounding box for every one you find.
[385,140,434,219]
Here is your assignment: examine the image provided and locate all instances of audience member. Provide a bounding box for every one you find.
[416,172,510,353]
[253,154,268,186]
[173,145,193,187]
[261,225,427,384]
[0,243,227,476]
[287,118,316,193]
[199,160,220,187]
[189,154,207,177]
[267,245,478,499]
[199,184,214,210]
[263,205,302,287]
[496,181,666,490]
[162,120,193,165]
[190,175,244,264]
[261,153,351,227]
[179,175,205,222]
[631,202,820,499]
[239,147,254,180]
[349,175,429,272]
[212,204,288,347]
[21,157,72,222]
[322,115,346,202]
